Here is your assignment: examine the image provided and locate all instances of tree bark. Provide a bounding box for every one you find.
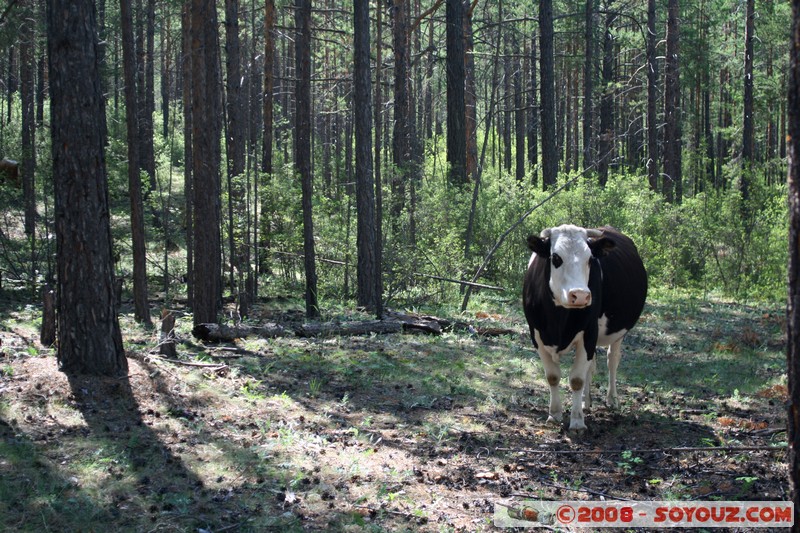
[20,0,35,239]
[741,0,755,202]
[158,309,177,358]
[646,0,659,191]
[160,14,171,139]
[598,2,615,186]
[445,0,467,186]
[47,0,127,376]
[295,0,319,318]
[787,1,800,524]
[539,0,557,189]
[514,34,526,183]
[262,0,275,176]
[502,38,512,174]
[354,0,378,313]
[392,0,411,226]
[121,0,152,326]
[181,1,194,307]
[40,284,55,347]
[464,1,478,181]
[144,0,155,184]
[583,0,594,172]
[374,0,384,319]
[225,0,245,178]
[528,30,538,185]
[190,0,223,326]
[663,0,681,203]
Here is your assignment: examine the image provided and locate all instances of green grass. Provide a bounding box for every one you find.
[0,292,790,531]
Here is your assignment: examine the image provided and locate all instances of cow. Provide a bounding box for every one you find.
[0,158,20,189]
[523,224,647,433]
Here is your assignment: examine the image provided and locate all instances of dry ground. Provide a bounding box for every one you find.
[0,295,790,532]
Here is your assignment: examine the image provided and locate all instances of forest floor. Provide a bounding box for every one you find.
[0,292,791,532]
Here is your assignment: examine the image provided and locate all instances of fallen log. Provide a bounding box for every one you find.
[192,322,291,342]
[295,320,402,337]
[383,311,442,335]
[191,312,508,342]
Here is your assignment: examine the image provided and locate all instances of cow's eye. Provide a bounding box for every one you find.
[552,254,563,268]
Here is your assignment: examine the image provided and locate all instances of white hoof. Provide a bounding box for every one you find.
[606,394,619,409]
[568,419,587,432]
[546,414,562,426]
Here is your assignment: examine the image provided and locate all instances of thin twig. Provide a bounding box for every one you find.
[496,444,787,455]
[511,480,638,502]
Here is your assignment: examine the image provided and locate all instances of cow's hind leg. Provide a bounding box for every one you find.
[537,346,562,425]
[606,338,623,408]
[583,356,597,411]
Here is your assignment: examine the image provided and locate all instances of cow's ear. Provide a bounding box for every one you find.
[588,236,615,257]
[527,235,551,257]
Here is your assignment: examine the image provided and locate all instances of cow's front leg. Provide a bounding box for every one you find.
[569,343,591,432]
[536,344,562,425]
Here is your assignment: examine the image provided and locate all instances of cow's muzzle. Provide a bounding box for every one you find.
[566,289,592,308]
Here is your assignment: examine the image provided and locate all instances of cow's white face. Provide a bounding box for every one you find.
[547,226,594,308]
[529,225,613,309]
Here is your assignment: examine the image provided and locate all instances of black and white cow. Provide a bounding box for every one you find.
[523,224,647,432]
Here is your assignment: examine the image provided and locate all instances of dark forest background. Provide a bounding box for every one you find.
[0,0,791,320]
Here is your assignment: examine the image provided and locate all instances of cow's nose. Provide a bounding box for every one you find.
[568,289,591,307]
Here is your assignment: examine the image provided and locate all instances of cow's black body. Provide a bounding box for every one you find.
[523,225,648,431]
[523,226,647,356]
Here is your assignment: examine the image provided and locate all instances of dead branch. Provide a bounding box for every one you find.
[146,354,228,371]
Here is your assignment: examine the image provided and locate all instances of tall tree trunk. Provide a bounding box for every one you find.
[464,1,478,181]
[392,0,410,226]
[424,16,435,140]
[663,0,681,203]
[741,0,755,202]
[445,0,467,186]
[295,0,319,318]
[181,1,194,307]
[646,0,658,191]
[262,0,275,176]
[502,37,512,174]
[20,0,35,238]
[787,2,800,525]
[374,0,384,318]
[583,0,595,172]
[161,14,171,139]
[514,33,526,183]
[191,0,223,326]
[539,0,557,189]
[598,3,614,186]
[36,0,46,127]
[6,45,16,126]
[47,0,127,376]
[528,30,538,185]
[144,0,155,182]
[226,0,245,178]
[224,0,244,295]
[121,0,152,326]
[354,0,378,313]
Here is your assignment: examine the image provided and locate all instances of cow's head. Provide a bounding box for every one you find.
[527,224,615,308]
